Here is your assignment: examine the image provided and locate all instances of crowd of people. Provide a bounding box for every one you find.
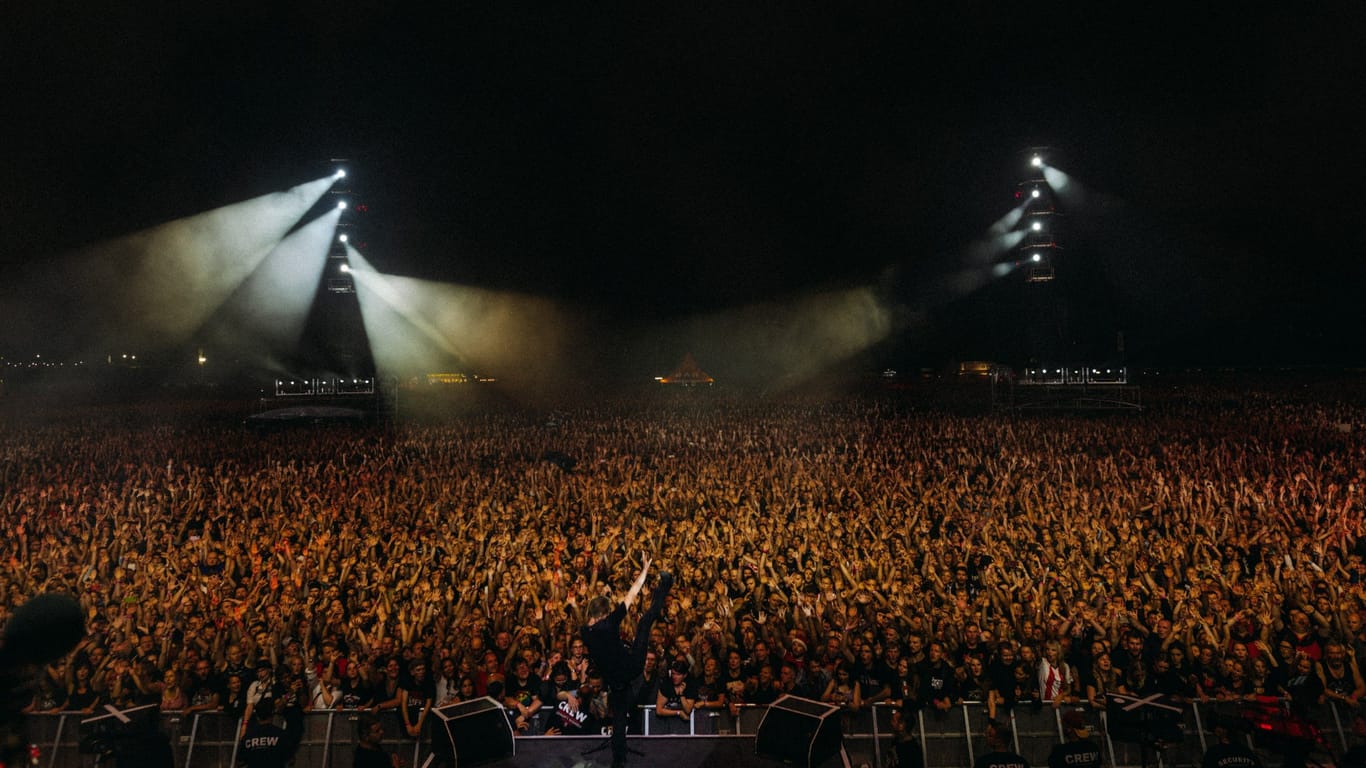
[1,383,1364,763]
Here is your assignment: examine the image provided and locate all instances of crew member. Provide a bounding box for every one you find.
[238,700,292,768]
[1048,711,1102,768]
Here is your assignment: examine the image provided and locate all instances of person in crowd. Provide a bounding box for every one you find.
[399,659,434,738]
[654,659,696,733]
[2,387,1365,757]
[185,659,222,715]
[157,667,186,712]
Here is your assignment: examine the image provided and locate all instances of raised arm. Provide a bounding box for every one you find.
[622,556,653,610]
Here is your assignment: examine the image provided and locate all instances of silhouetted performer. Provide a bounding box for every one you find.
[581,556,672,768]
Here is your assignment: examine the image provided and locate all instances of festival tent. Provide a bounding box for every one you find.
[659,353,715,386]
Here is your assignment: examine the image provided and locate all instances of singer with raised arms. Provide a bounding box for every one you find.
[580,555,672,768]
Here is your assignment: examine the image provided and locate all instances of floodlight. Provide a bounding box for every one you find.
[335,170,346,179]
[1031,221,1043,231]
[337,201,347,210]
[1031,189,1041,198]
[1032,253,1042,262]
[1031,155,1043,167]
[339,234,348,243]
[340,264,351,273]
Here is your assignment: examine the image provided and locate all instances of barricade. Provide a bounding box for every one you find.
[22,698,1349,768]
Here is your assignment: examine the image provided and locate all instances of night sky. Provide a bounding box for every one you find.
[3,4,1364,373]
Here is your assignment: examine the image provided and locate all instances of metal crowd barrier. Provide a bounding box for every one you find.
[23,698,1352,767]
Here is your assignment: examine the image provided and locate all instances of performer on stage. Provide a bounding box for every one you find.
[581,556,672,768]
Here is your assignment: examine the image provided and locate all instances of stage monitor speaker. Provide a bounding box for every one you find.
[79,704,173,768]
[754,695,844,768]
[1104,692,1184,747]
[433,696,515,767]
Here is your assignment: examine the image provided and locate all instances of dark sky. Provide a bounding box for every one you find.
[2,3,1364,369]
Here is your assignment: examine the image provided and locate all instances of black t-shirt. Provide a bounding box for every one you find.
[1048,739,1102,768]
[749,678,783,705]
[402,677,435,722]
[354,744,394,768]
[187,675,221,709]
[657,676,698,711]
[275,674,308,713]
[239,721,290,768]
[854,659,895,698]
[895,736,926,768]
[67,685,99,711]
[720,668,749,704]
[582,604,632,685]
[1322,662,1356,695]
[1201,742,1263,768]
[505,674,543,711]
[960,672,991,702]
[341,677,376,709]
[974,749,1030,768]
[987,660,1015,700]
[919,661,959,703]
[1283,670,1325,715]
[695,675,724,707]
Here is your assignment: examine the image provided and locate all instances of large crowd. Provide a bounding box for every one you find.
[1,384,1364,751]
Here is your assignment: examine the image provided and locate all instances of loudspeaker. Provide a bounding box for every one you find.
[754,695,844,767]
[79,705,174,768]
[433,696,515,767]
[1104,692,1184,747]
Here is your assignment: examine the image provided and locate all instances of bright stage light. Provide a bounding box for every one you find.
[1031,221,1043,231]
[337,201,347,210]
[987,205,1026,236]
[340,264,351,273]
[1031,155,1043,168]
[0,175,338,357]
[345,245,591,400]
[1031,189,1041,198]
[1032,253,1042,262]
[335,170,346,179]
[339,234,348,243]
[1042,166,1073,196]
[193,205,340,370]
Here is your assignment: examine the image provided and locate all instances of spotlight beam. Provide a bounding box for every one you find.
[193,207,341,370]
[0,175,338,356]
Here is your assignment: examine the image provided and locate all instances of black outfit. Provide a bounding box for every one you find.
[919,660,959,709]
[581,573,672,767]
[974,749,1030,768]
[1201,741,1263,768]
[239,720,292,768]
[1048,739,1102,768]
[894,735,926,768]
[1340,744,1366,768]
[1283,669,1325,717]
[354,743,394,768]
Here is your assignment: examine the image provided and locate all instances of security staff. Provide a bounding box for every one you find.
[1048,711,1102,768]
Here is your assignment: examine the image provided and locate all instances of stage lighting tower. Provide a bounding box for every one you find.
[303,157,371,380]
[1015,147,1060,283]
